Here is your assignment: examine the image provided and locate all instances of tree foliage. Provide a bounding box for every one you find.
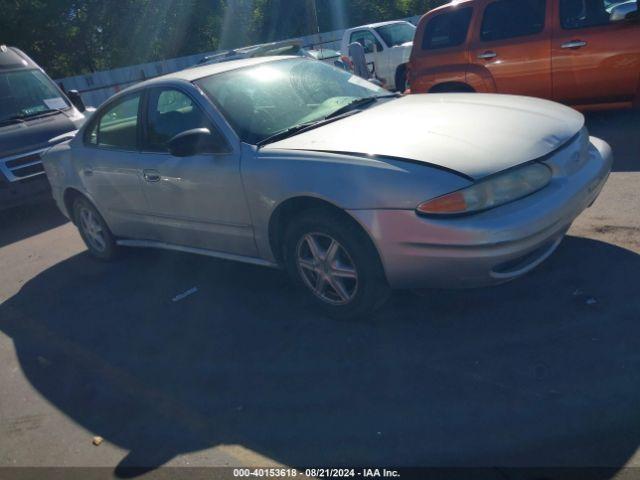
[0,0,444,78]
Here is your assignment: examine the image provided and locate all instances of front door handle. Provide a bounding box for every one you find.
[477,51,497,60]
[143,169,161,183]
[83,168,93,177]
[561,40,587,49]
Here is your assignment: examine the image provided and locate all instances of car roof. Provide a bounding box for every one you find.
[131,56,295,89]
[0,46,39,71]
[427,0,475,15]
[345,20,414,32]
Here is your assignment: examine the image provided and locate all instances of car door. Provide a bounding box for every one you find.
[552,0,640,107]
[349,29,387,82]
[469,0,553,99]
[137,86,257,256]
[80,91,156,239]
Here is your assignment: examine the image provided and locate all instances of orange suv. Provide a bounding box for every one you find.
[408,0,640,110]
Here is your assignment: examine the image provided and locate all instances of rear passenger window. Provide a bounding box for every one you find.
[559,0,612,29]
[86,93,141,150]
[481,0,546,41]
[422,7,473,50]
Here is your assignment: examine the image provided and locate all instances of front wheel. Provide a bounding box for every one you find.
[283,210,390,320]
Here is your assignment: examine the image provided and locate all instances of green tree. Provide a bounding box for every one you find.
[0,0,443,78]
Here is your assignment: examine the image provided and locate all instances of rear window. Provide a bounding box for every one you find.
[375,22,416,47]
[481,0,547,42]
[421,7,473,50]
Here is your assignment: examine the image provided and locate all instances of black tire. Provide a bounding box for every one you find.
[283,209,390,320]
[395,65,407,93]
[72,196,119,261]
[430,82,475,93]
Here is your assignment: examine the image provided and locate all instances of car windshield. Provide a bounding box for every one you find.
[375,22,416,47]
[195,58,388,144]
[0,69,69,124]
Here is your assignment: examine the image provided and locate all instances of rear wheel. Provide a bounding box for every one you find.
[73,196,118,261]
[395,64,407,92]
[430,82,475,93]
[283,210,390,320]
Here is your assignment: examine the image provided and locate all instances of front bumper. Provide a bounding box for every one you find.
[0,174,52,211]
[350,136,612,289]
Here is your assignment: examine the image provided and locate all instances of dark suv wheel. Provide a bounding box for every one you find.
[283,209,390,319]
[73,196,118,261]
[395,64,407,93]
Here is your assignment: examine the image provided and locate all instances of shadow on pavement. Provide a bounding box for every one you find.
[0,200,68,249]
[1,236,640,478]
[585,109,640,173]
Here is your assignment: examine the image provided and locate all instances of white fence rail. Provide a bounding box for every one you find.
[56,16,421,108]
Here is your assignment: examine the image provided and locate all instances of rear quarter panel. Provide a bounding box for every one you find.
[409,4,473,93]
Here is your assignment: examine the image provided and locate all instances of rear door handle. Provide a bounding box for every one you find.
[561,40,587,49]
[83,168,93,176]
[477,51,497,59]
[143,169,161,183]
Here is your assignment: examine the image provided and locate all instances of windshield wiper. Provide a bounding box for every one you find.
[14,108,65,120]
[257,93,400,147]
[324,93,400,120]
[0,108,66,126]
[0,117,26,127]
[256,120,324,147]
[324,93,399,118]
[257,110,363,147]
[323,97,378,120]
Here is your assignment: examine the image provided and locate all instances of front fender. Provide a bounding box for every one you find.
[242,148,471,261]
[42,141,96,219]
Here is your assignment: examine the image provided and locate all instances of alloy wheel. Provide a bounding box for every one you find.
[296,232,358,305]
[78,205,107,253]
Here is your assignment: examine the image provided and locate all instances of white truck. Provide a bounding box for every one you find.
[340,20,416,91]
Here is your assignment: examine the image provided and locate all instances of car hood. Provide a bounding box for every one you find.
[0,110,84,158]
[263,94,584,180]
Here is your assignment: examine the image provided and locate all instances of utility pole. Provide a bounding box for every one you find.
[307,0,320,34]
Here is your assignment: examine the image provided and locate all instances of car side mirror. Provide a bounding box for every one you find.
[67,90,86,112]
[168,128,227,157]
[610,2,638,22]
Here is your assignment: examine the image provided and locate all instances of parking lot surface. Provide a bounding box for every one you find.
[0,110,639,477]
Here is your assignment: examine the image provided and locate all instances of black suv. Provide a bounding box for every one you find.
[0,45,89,210]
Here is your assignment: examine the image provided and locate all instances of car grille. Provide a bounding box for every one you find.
[0,149,47,182]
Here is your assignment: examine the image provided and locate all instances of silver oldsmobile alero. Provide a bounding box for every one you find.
[42,56,612,318]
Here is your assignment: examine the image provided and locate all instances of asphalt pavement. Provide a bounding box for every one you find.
[0,110,639,479]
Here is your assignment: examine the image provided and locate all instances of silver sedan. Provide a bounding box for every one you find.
[42,56,612,318]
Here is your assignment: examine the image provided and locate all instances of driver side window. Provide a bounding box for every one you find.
[144,88,229,153]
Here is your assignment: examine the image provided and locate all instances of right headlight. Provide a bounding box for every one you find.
[417,162,552,216]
